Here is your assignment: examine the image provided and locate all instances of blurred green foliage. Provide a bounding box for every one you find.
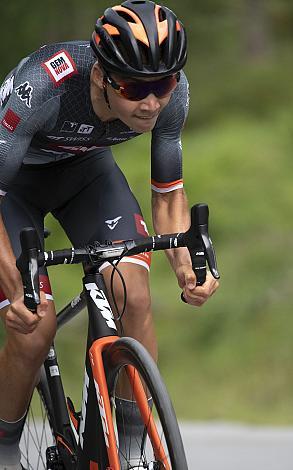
[1,0,293,423]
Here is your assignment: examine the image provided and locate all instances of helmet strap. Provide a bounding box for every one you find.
[102,77,111,110]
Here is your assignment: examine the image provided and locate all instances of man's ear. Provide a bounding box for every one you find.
[91,62,104,89]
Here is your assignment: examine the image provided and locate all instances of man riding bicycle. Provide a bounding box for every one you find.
[0,1,219,468]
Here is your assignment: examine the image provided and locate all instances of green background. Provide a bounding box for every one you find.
[1,0,293,424]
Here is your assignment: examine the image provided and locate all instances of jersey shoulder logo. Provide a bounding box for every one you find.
[41,49,78,87]
[15,81,33,108]
[1,108,21,132]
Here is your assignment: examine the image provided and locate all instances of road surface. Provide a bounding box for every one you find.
[180,422,293,470]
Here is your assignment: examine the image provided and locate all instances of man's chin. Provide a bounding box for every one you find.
[129,116,158,133]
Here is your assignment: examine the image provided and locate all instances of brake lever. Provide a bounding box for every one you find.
[181,203,220,303]
[16,227,40,312]
[194,206,220,280]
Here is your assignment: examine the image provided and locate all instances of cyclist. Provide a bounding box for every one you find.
[0,1,219,468]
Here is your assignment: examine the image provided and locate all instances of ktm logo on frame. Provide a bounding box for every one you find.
[42,50,78,86]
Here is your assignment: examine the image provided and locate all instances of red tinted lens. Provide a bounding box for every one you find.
[120,74,179,101]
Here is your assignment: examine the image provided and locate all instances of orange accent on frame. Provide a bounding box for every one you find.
[56,435,74,455]
[89,336,120,469]
[126,365,171,469]
[151,178,183,188]
[90,461,99,470]
[67,403,79,432]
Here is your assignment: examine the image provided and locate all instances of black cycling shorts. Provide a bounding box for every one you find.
[0,149,150,308]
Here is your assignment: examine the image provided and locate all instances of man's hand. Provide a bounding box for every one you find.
[5,291,48,334]
[176,265,219,307]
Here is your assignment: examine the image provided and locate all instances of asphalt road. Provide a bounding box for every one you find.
[21,421,293,469]
[180,422,293,470]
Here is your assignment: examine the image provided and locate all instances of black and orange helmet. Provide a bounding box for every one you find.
[90,0,187,78]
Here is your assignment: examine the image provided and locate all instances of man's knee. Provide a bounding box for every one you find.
[105,263,152,317]
[125,284,151,316]
[2,302,56,367]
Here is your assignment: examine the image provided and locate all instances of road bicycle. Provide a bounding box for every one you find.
[17,203,219,470]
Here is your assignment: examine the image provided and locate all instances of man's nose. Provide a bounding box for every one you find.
[139,93,160,112]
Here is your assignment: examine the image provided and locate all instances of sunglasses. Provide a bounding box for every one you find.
[104,72,180,101]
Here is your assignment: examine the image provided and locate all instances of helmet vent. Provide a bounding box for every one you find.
[158,7,166,22]
[116,10,136,23]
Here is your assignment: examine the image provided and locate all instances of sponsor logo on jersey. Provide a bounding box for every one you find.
[120,130,137,135]
[42,50,78,86]
[15,81,33,108]
[134,214,149,237]
[77,124,94,135]
[105,216,122,230]
[1,109,21,132]
[56,145,101,153]
[0,75,14,108]
[47,135,90,142]
[60,121,78,132]
[106,137,128,142]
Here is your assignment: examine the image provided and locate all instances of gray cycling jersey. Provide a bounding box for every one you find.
[0,41,189,195]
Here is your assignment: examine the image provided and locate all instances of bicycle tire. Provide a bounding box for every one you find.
[106,337,188,470]
[20,366,57,470]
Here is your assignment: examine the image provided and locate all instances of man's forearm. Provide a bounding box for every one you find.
[151,188,192,272]
[0,211,22,302]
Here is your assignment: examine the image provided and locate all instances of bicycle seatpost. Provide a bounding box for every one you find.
[16,227,40,312]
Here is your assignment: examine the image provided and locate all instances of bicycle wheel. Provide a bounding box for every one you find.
[106,337,188,470]
[20,366,56,470]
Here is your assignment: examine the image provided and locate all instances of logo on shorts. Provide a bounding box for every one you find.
[105,216,122,230]
[134,214,149,236]
[60,121,78,132]
[1,109,21,132]
[42,50,78,86]
[0,75,14,108]
[77,124,94,135]
[15,81,33,108]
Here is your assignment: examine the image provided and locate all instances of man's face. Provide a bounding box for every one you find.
[104,73,175,133]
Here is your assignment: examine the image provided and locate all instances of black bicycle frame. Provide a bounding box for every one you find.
[43,266,120,468]
[17,203,220,468]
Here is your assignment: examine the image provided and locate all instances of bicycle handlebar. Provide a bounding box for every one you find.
[16,203,220,311]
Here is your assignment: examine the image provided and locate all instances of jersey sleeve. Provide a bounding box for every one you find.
[0,53,60,195]
[150,71,189,193]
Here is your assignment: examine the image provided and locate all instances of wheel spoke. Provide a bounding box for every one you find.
[20,390,55,469]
